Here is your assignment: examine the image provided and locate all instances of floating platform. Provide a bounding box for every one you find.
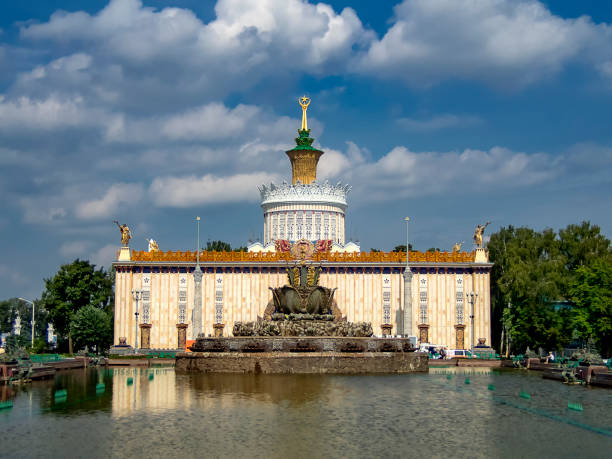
[176,337,427,374]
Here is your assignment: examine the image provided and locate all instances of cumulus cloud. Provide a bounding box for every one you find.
[89,243,117,269]
[324,144,564,202]
[75,183,144,220]
[0,95,100,131]
[161,103,259,140]
[18,195,68,224]
[358,0,610,87]
[19,0,371,108]
[11,0,612,108]
[59,240,91,257]
[149,172,280,207]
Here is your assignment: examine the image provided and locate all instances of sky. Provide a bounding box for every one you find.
[1,0,612,300]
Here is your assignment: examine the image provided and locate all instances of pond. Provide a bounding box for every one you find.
[1,367,611,458]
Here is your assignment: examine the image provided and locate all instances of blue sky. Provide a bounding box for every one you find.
[1,0,612,300]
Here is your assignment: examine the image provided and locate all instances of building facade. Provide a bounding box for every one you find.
[112,97,493,350]
[113,250,491,349]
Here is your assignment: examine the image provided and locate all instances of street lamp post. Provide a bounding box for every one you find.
[402,217,413,338]
[18,298,35,347]
[466,291,478,355]
[131,289,142,351]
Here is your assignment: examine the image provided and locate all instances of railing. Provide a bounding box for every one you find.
[30,354,61,364]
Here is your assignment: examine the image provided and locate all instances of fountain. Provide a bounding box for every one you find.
[177,240,426,374]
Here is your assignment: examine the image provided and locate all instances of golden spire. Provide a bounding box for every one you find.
[299,95,311,131]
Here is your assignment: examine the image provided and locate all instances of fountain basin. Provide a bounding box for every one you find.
[176,337,426,374]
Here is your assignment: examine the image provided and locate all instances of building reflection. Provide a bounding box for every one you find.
[110,368,330,416]
[111,367,177,417]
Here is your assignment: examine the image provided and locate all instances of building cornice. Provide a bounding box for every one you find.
[259,180,350,207]
[113,260,493,270]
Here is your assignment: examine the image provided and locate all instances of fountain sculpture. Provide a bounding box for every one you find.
[181,240,424,374]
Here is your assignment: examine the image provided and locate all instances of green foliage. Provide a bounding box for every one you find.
[0,298,47,341]
[30,338,47,354]
[205,240,247,252]
[426,247,441,252]
[70,306,113,353]
[393,244,413,252]
[4,334,27,351]
[205,240,231,251]
[489,221,611,356]
[370,248,381,252]
[40,259,113,340]
[569,259,612,356]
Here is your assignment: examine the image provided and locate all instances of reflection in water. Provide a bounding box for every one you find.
[111,368,176,417]
[0,367,611,458]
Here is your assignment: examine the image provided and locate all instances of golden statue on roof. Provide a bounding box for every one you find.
[473,222,491,248]
[299,95,311,131]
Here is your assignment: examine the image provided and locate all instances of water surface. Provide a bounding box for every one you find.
[1,367,611,458]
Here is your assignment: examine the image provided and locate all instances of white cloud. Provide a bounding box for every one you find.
[19,0,371,106]
[161,103,259,140]
[397,114,482,131]
[0,95,96,131]
[149,172,280,207]
[358,0,608,87]
[89,243,117,269]
[324,144,561,202]
[59,240,91,257]
[75,183,144,220]
[18,196,68,224]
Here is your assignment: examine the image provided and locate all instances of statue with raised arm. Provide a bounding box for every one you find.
[452,241,464,253]
[473,222,491,248]
[114,220,132,246]
[299,95,311,131]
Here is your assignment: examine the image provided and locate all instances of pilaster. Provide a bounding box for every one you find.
[192,266,203,339]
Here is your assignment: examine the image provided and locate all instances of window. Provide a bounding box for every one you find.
[419,277,428,324]
[306,211,312,240]
[296,212,303,239]
[331,214,337,241]
[323,213,330,239]
[279,213,285,239]
[455,277,464,324]
[288,213,295,241]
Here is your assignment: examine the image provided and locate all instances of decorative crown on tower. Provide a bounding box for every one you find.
[286,96,324,185]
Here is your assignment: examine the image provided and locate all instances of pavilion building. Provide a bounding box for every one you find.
[112,98,493,351]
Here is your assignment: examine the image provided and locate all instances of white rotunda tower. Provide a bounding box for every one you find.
[248,97,359,252]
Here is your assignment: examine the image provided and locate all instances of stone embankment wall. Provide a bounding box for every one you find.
[176,351,428,374]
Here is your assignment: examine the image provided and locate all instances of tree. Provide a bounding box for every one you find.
[488,223,611,354]
[393,244,413,252]
[488,226,566,352]
[558,221,611,295]
[40,259,113,353]
[70,306,113,353]
[206,240,231,251]
[569,259,612,357]
[0,298,48,343]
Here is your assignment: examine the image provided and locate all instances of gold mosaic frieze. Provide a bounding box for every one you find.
[127,250,477,263]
